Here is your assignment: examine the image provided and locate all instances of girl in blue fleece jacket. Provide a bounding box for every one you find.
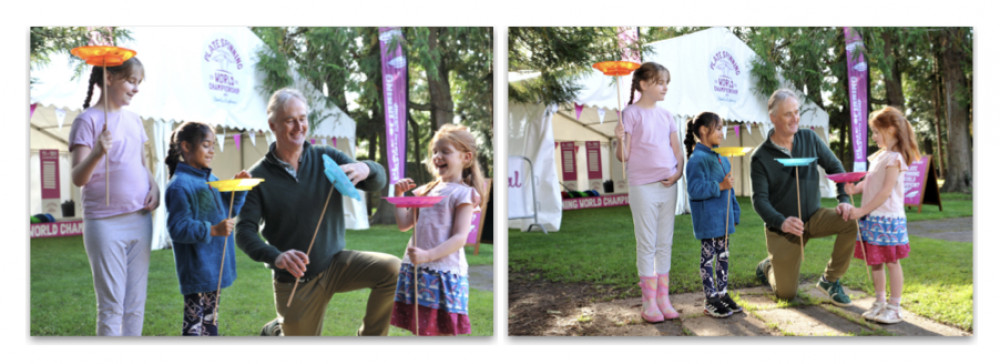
[165,121,250,336]
[683,112,742,318]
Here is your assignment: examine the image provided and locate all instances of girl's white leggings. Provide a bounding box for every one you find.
[628,181,677,277]
[83,210,152,336]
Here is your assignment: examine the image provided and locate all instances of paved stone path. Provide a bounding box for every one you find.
[534,283,970,336]
[469,265,493,291]
[907,217,972,242]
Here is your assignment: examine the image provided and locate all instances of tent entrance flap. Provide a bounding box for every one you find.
[508,155,547,234]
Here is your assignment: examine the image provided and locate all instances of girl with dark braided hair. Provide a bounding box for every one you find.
[164,121,251,335]
[684,112,742,318]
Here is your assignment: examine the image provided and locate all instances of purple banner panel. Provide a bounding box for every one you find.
[844,27,869,172]
[467,211,482,244]
[379,27,407,186]
[586,141,602,180]
[40,149,60,200]
[560,141,577,183]
[903,155,930,206]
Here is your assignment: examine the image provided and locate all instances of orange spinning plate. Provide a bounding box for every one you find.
[592,61,641,76]
[70,46,137,67]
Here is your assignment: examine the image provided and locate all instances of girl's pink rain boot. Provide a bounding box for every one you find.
[657,274,680,319]
[639,276,664,323]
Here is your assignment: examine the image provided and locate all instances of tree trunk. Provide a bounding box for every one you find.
[407,111,427,185]
[881,30,906,109]
[940,28,973,193]
[932,52,947,179]
[426,27,455,130]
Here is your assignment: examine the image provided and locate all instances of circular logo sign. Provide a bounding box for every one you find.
[202,35,249,107]
[708,48,744,103]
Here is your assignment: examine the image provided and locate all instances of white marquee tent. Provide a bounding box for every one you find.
[510,27,837,232]
[30,27,366,249]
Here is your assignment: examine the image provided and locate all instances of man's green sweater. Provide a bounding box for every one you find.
[750,128,849,230]
[236,142,386,282]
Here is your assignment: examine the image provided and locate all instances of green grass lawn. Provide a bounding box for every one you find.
[509,193,972,331]
[30,225,493,336]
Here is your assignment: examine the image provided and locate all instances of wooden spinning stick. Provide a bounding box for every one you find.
[286,185,335,307]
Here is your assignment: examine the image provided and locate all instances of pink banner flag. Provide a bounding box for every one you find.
[734,125,740,137]
[844,27,870,172]
[617,26,641,63]
[234,134,241,150]
[617,27,641,103]
[903,156,930,206]
[380,27,408,186]
[87,26,114,46]
[332,138,337,147]
[575,103,584,120]
[30,103,37,119]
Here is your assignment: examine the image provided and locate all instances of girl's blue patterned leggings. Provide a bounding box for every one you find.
[182,290,219,336]
[700,237,729,299]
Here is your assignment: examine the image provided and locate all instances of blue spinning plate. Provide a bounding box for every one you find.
[775,157,816,167]
[322,154,362,201]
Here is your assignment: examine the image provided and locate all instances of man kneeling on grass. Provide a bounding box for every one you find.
[750,89,857,306]
[236,88,399,336]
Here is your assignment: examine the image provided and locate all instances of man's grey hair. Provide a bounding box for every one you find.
[767,89,799,116]
[267,88,308,124]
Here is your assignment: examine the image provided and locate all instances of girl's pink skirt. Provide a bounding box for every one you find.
[854,240,910,265]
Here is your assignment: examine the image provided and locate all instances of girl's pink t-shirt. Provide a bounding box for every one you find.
[861,150,909,218]
[622,104,680,186]
[68,108,151,219]
[403,182,480,276]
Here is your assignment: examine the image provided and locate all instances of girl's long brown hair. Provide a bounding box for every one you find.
[628,62,670,105]
[82,57,144,109]
[869,106,920,166]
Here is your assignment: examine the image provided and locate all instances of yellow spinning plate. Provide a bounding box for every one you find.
[206,178,265,192]
[713,146,753,157]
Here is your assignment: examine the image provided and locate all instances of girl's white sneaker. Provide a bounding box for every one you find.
[862,301,885,321]
[874,303,903,324]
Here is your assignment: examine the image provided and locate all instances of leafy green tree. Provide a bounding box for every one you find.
[740,27,972,194]
[30,27,132,84]
[253,27,493,223]
[936,27,973,192]
[509,27,638,105]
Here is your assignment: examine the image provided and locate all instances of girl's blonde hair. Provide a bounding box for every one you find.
[424,124,486,199]
[869,106,920,166]
[628,62,670,105]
